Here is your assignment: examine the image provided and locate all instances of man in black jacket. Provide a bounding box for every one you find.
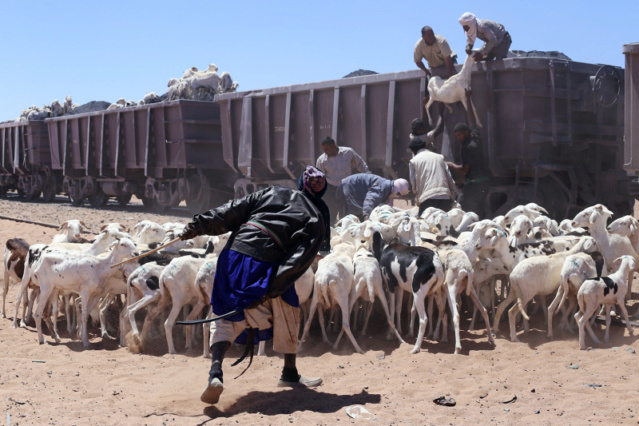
[180,166,329,405]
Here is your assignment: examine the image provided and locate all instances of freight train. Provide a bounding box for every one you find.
[1,44,638,219]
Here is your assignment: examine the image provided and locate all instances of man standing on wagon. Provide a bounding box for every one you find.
[459,12,512,61]
[180,165,330,405]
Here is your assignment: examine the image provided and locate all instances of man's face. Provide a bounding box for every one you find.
[462,25,470,32]
[322,143,339,157]
[454,130,469,143]
[422,30,435,46]
[308,177,326,193]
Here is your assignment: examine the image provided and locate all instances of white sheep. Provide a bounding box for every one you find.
[52,220,89,243]
[575,256,635,350]
[506,236,597,342]
[425,54,482,128]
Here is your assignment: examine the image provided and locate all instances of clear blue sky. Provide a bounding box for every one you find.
[1,0,637,121]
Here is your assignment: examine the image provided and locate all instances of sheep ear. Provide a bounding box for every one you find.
[58,221,69,231]
[100,224,108,232]
[589,210,598,225]
[80,221,89,230]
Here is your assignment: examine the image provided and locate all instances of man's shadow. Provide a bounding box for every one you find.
[202,388,380,420]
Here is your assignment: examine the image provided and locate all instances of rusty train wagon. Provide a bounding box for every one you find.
[623,43,639,193]
[215,56,631,219]
[45,99,235,212]
[0,120,59,201]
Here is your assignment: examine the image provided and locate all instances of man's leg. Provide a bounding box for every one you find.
[201,341,231,404]
[201,318,243,404]
[270,298,322,388]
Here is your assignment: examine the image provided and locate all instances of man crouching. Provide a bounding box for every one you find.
[180,166,330,405]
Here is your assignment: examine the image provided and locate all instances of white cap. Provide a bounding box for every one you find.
[393,179,410,196]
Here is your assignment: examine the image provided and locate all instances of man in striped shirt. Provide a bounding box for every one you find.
[316,136,370,223]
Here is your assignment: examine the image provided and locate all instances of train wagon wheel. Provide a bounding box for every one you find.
[42,175,57,203]
[25,190,41,201]
[116,193,132,206]
[69,194,84,206]
[142,196,168,212]
[89,189,108,208]
[185,172,211,215]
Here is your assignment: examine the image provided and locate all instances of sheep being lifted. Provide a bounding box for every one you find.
[166,63,238,101]
[424,54,482,128]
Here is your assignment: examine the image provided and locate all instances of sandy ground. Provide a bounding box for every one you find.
[1,195,639,425]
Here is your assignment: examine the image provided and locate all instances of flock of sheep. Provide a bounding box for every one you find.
[2,201,639,358]
[12,63,237,122]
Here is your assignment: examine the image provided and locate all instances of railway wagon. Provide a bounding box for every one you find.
[215,55,632,219]
[623,42,639,193]
[45,99,236,213]
[0,120,58,201]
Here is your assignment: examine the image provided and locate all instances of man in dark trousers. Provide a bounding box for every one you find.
[335,173,410,221]
[447,90,491,218]
[180,165,330,405]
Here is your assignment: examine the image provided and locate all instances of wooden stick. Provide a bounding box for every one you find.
[110,237,181,268]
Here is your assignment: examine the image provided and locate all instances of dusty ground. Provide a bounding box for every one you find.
[1,195,639,425]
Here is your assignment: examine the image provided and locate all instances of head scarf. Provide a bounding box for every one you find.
[459,12,477,46]
[298,166,330,249]
[393,179,410,196]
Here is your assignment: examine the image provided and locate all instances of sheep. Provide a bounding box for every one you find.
[373,232,446,354]
[439,248,494,354]
[546,251,604,339]
[425,54,482,128]
[132,220,167,245]
[575,256,636,350]
[508,216,534,247]
[505,236,598,342]
[31,238,139,347]
[299,243,364,354]
[607,215,639,257]
[3,238,29,318]
[571,205,639,291]
[333,245,404,347]
[52,220,89,243]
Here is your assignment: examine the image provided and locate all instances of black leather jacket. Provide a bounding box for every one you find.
[188,186,326,298]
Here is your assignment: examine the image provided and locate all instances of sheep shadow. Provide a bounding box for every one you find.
[201,388,381,420]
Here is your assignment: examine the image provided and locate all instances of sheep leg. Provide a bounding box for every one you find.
[257,340,266,356]
[446,283,462,354]
[2,269,8,318]
[575,310,587,350]
[80,291,100,348]
[184,300,207,351]
[409,292,416,339]
[508,297,525,343]
[164,302,186,355]
[127,292,161,339]
[139,297,170,347]
[435,290,449,343]
[425,94,435,128]
[50,291,62,343]
[410,287,429,354]
[25,287,39,325]
[373,282,405,344]
[318,305,331,344]
[469,96,483,128]
[617,300,634,337]
[12,270,30,328]
[547,287,564,339]
[583,304,602,345]
[492,291,516,332]
[202,306,212,358]
[385,291,397,340]
[64,295,74,335]
[469,285,494,344]
[359,301,373,337]
[34,285,55,344]
[395,290,404,336]
[98,294,115,339]
[602,304,613,343]
[332,292,364,354]
[427,293,436,338]
[298,291,321,350]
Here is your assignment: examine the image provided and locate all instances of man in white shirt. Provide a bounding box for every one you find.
[316,137,370,222]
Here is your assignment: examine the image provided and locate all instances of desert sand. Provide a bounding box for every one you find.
[1,195,638,425]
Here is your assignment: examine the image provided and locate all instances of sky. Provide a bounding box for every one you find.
[1,0,637,121]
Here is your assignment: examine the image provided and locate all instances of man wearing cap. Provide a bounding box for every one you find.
[316,136,370,222]
[180,165,330,405]
[409,135,458,216]
[458,12,511,61]
[414,26,457,79]
[335,173,410,221]
[447,91,491,218]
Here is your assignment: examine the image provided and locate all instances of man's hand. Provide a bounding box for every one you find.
[424,69,432,79]
[180,223,199,240]
[465,45,473,55]
[465,89,473,99]
[473,52,483,62]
